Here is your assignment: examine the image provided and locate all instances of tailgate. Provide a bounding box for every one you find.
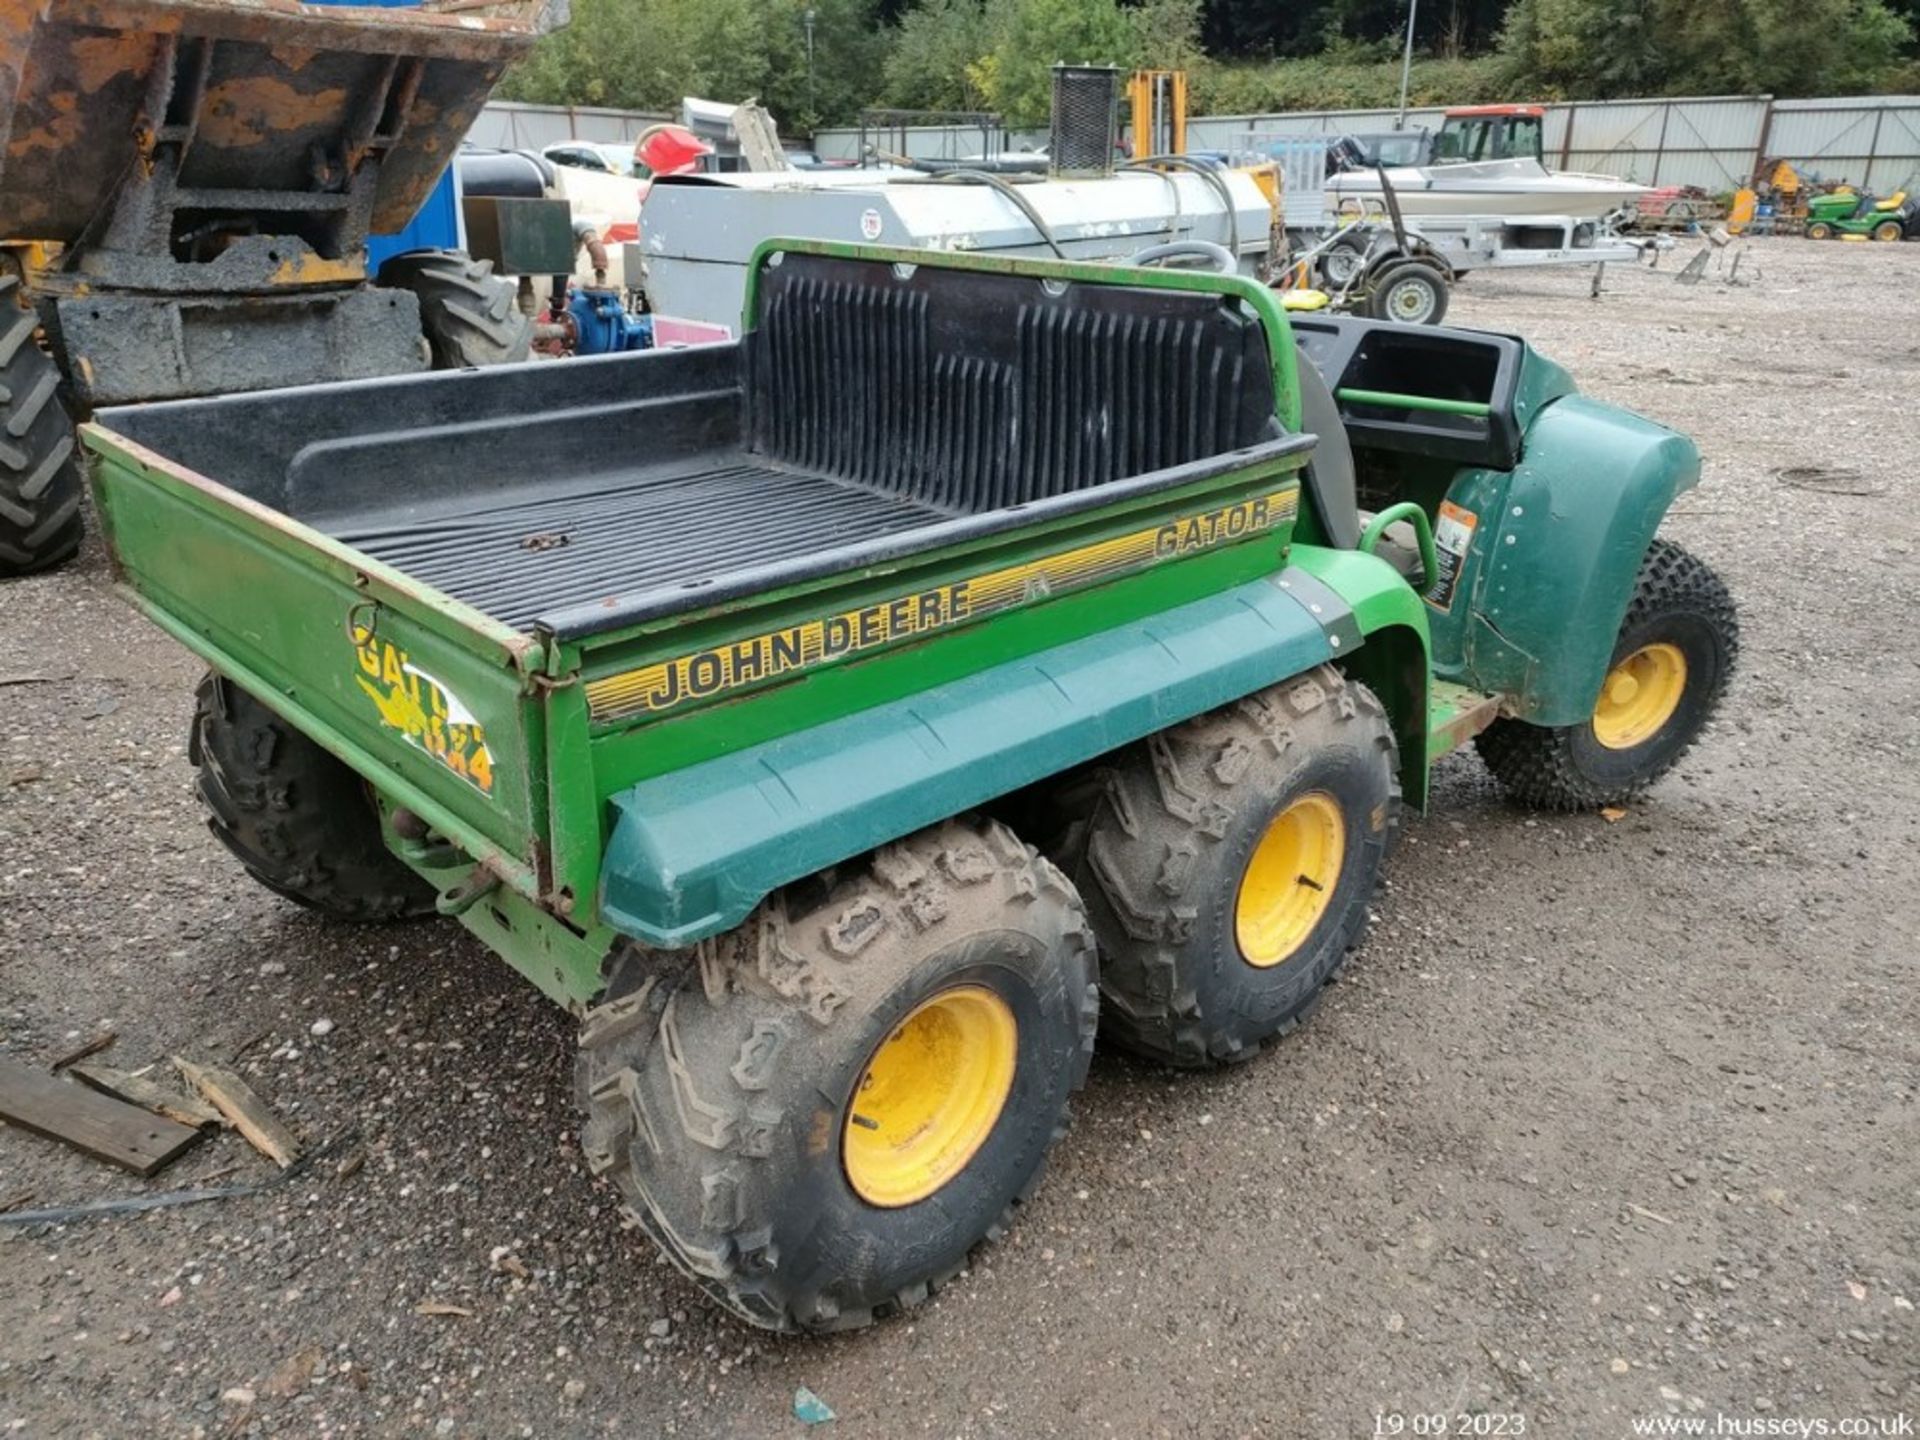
[85,424,550,901]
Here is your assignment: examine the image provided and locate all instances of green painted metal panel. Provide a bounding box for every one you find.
[599,573,1346,947]
[85,434,550,898]
[1425,394,1699,727]
[555,461,1310,913]
[1283,544,1434,809]
[432,874,616,1011]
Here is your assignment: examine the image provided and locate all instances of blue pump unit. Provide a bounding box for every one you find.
[567,288,653,355]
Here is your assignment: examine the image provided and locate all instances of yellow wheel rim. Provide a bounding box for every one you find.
[842,986,1017,1208]
[1234,792,1346,969]
[1592,642,1688,750]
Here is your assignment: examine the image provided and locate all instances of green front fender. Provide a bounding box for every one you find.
[1432,394,1701,727]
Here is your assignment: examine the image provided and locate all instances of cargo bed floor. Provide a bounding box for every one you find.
[329,458,954,632]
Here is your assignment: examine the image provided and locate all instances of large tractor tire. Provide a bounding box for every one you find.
[578,816,1098,1333]
[377,251,532,370]
[1059,665,1399,1069]
[1872,219,1904,243]
[190,673,437,921]
[1477,538,1737,810]
[0,278,83,577]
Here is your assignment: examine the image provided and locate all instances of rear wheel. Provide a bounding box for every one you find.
[1059,666,1399,1068]
[1805,221,1834,240]
[0,278,83,577]
[578,816,1097,1332]
[1477,539,1737,810]
[376,251,533,370]
[1365,260,1449,325]
[190,673,437,921]
[1872,219,1903,243]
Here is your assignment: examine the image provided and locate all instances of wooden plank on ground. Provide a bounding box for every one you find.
[172,1057,301,1168]
[49,1031,115,1071]
[69,1063,222,1130]
[0,1056,205,1176]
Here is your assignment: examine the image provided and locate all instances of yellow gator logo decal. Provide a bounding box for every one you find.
[354,636,496,795]
[585,485,1299,724]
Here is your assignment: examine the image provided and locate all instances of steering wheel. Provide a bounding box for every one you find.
[1127,240,1239,274]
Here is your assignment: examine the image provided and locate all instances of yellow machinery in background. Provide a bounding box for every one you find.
[1729,159,1810,235]
[1126,68,1285,252]
[1128,70,1188,160]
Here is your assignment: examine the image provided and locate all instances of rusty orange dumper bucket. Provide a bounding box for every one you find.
[0,0,560,267]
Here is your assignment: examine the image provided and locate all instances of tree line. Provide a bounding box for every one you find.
[496,0,1920,132]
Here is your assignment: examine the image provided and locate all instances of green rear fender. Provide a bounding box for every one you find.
[1432,394,1701,727]
[595,556,1428,949]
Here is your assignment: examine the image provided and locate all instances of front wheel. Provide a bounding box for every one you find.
[578,817,1098,1332]
[1805,221,1834,240]
[1477,539,1738,810]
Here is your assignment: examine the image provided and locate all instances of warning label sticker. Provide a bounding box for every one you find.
[1425,500,1478,612]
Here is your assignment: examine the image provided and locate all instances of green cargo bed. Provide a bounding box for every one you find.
[88,245,1344,965]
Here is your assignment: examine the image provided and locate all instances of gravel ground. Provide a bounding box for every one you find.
[1,235,1915,1440]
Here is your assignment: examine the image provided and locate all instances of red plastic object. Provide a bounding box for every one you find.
[637,126,714,177]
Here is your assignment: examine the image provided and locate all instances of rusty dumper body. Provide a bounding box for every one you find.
[0,0,562,574]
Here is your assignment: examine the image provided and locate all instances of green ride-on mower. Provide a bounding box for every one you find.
[85,240,1738,1333]
[1804,188,1916,241]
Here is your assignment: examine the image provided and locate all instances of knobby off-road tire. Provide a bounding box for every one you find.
[376,251,533,370]
[578,816,1099,1333]
[1477,538,1738,810]
[1062,665,1399,1068]
[190,673,437,921]
[0,279,83,576]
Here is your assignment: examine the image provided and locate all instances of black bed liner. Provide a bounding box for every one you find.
[98,253,1308,639]
[332,458,953,632]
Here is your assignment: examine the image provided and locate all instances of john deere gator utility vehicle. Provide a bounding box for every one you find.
[0,0,559,577]
[85,240,1737,1333]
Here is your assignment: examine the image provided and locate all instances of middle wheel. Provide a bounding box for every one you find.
[1063,665,1399,1067]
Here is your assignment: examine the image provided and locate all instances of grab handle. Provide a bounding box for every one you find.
[1358,501,1438,594]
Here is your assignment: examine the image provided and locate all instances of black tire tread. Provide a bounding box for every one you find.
[0,277,83,576]
[377,251,532,370]
[1071,665,1399,1067]
[577,816,1099,1333]
[190,673,437,921]
[1476,538,1738,810]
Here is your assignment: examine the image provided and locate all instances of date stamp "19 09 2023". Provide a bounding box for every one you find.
[1375,1414,1527,1437]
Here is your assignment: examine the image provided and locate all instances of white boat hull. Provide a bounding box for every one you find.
[1326,158,1647,221]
